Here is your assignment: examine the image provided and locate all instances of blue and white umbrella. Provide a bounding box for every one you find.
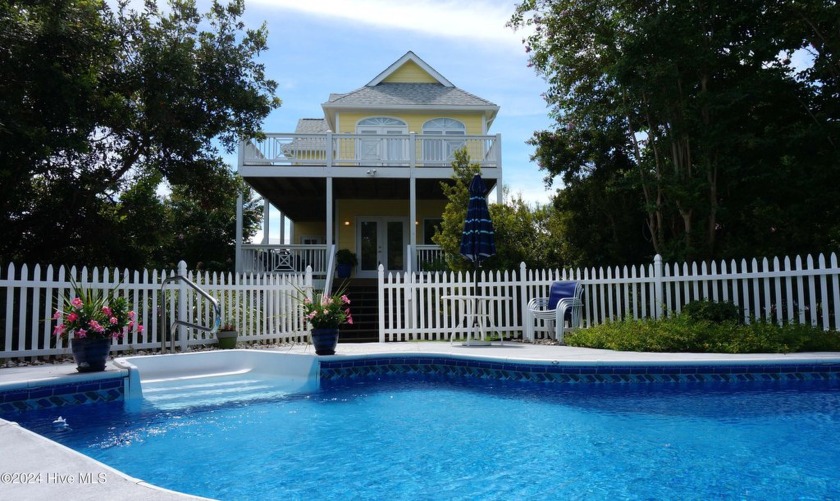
[460,174,496,282]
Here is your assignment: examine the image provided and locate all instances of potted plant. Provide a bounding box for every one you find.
[217,322,238,349]
[297,288,353,355]
[335,248,357,279]
[53,284,143,372]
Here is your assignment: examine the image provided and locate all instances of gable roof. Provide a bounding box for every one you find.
[366,51,453,87]
[321,51,499,130]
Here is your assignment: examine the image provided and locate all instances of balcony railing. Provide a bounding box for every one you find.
[241,244,445,274]
[242,133,500,168]
[241,244,329,275]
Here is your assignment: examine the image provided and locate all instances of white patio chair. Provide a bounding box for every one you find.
[525,281,584,343]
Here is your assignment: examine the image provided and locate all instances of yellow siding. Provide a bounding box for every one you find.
[294,222,324,244]
[338,111,486,135]
[381,61,439,84]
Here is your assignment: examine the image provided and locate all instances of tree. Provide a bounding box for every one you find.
[433,149,481,272]
[510,0,840,263]
[434,148,556,271]
[0,0,279,268]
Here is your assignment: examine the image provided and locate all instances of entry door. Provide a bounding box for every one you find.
[358,217,408,278]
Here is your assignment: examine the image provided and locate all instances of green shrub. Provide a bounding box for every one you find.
[565,316,840,353]
[682,299,741,324]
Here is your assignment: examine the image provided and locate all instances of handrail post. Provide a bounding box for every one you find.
[178,261,188,351]
[159,270,222,353]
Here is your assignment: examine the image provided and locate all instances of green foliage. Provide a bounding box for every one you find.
[566,316,840,354]
[433,148,481,272]
[510,0,840,263]
[335,249,357,266]
[682,300,741,324]
[434,148,564,271]
[0,0,278,269]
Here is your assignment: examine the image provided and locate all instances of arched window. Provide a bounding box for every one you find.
[422,118,466,163]
[356,117,408,163]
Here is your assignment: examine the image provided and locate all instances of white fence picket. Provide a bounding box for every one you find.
[4,251,840,359]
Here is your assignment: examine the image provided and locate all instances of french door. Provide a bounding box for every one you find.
[357,217,408,278]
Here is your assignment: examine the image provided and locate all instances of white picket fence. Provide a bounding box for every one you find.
[1,261,312,359]
[3,252,840,359]
[379,253,840,342]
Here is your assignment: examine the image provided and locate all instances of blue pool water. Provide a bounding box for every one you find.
[13,376,840,500]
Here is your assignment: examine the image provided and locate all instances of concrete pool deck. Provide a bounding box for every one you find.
[3,342,840,500]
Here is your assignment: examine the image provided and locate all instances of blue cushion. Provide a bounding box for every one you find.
[547,281,578,310]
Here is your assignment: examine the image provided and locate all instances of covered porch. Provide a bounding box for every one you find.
[235,132,502,276]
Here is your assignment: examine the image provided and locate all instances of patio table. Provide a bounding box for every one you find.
[441,295,512,346]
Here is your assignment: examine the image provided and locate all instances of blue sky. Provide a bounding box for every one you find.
[237,0,555,206]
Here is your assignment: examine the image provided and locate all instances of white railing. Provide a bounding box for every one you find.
[242,133,501,168]
[241,244,329,275]
[414,245,445,272]
[1,261,313,359]
[378,253,840,342]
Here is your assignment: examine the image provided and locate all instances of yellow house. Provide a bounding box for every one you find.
[236,51,501,279]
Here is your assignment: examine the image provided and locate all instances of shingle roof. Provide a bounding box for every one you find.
[323,83,497,108]
[294,118,329,134]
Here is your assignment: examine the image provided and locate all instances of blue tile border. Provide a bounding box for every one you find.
[319,355,840,387]
[0,374,126,414]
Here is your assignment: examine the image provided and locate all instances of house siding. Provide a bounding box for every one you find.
[381,60,439,84]
[338,111,486,135]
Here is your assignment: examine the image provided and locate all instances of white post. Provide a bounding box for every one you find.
[262,198,270,245]
[279,211,287,245]
[409,176,417,272]
[653,254,663,320]
[496,133,503,205]
[178,260,189,351]
[235,193,243,273]
[326,177,334,246]
[378,264,385,342]
[519,262,528,340]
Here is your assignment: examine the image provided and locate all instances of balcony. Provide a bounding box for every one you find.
[241,132,501,170]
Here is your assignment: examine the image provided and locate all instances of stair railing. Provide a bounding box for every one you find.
[160,275,221,353]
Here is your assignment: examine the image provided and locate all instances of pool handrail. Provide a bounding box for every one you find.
[159,275,221,353]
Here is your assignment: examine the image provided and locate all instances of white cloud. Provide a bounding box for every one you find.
[250,0,521,45]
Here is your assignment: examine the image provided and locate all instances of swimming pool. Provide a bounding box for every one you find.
[11,354,840,500]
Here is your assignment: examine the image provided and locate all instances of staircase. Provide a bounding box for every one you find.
[336,278,380,342]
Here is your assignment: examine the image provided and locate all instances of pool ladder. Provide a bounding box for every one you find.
[160,275,221,353]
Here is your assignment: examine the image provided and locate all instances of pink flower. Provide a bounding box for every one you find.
[110,316,118,325]
[67,312,78,323]
[76,329,87,338]
[71,297,83,308]
[102,306,112,316]
[88,320,105,333]
[52,311,63,320]
[137,325,144,333]
[128,311,136,320]
[341,295,350,304]
[347,314,353,325]
[53,324,65,336]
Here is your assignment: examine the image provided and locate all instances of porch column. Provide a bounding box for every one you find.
[261,198,270,244]
[279,212,286,244]
[496,133,503,205]
[235,192,243,272]
[326,177,334,246]
[409,175,417,272]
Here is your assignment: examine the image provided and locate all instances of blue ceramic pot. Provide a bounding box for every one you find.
[70,337,112,372]
[311,328,339,355]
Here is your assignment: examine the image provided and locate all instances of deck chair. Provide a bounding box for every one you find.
[525,281,584,343]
